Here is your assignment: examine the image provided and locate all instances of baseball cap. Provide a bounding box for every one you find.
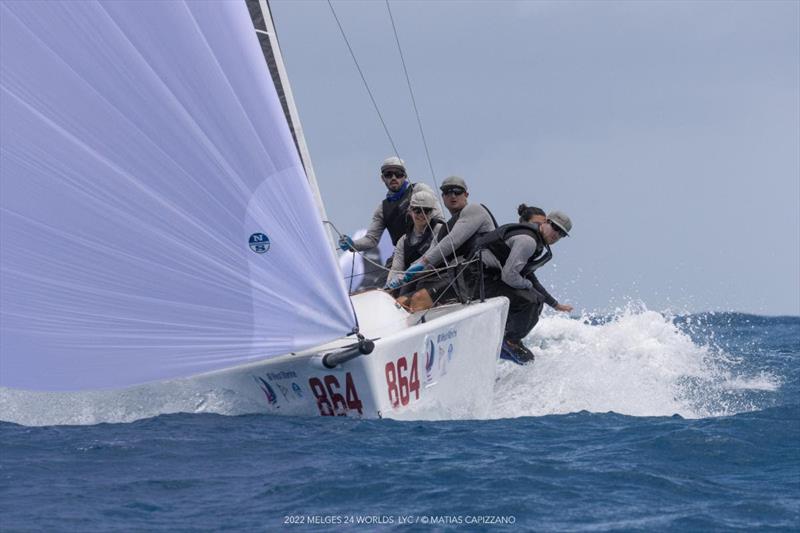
[440,175,467,192]
[547,210,572,236]
[409,190,437,209]
[380,156,406,173]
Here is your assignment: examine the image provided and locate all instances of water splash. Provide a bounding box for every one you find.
[0,382,263,427]
[491,305,780,419]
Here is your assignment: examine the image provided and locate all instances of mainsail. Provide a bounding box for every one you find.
[0,1,357,391]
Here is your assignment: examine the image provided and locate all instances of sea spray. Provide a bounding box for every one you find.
[491,305,779,419]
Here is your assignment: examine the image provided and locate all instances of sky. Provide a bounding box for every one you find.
[269,0,799,316]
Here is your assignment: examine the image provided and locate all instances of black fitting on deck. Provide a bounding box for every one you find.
[322,334,375,369]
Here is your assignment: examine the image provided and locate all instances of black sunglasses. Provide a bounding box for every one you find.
[382,170,406,179]
[441,187,465,196]
[411,206,433,215]
[549,220,567,238]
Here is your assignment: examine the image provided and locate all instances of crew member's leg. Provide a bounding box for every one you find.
[484,278,542,364]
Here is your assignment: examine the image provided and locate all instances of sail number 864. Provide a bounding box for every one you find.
[385,353,420,408]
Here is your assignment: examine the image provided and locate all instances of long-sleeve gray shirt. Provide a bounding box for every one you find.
[421,203,495,267]
[351,182,441,251]
[481,234,537,290]
[481,236,560,306]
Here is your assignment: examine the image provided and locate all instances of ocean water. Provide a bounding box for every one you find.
[1,310,798,531]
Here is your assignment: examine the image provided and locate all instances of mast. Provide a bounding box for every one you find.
[247,0,334,245]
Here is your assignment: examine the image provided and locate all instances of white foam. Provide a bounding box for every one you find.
[0,381,263,427]
[490,306,779,420]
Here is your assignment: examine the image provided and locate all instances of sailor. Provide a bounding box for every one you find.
[516,204,574,318]
[476,209,573,364]
[385,190,445,308]
[400,176,497,311]
[338,157,441,252]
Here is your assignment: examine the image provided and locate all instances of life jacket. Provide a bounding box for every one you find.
[382,183,416,245]
[436,203,498,260]
[474,222,552,276]
[402,219,444,267]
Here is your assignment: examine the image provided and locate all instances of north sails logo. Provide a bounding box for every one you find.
[249,233,270,254]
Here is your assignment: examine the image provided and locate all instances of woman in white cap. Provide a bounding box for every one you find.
[385,190,445,308]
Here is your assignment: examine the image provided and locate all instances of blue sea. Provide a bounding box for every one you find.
[1,311,798,531]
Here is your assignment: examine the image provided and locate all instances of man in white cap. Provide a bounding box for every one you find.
[338,157,441,252]
[476,209,573,364]
[400,176,497,310]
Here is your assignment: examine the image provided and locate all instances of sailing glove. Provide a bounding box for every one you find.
[386,277,402,290]
[403,263,425,283]
[338,235,354,251]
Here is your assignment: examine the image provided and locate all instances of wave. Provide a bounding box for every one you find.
[491,305,783,420]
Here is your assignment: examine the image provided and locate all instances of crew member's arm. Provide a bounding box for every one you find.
[421,204,486,267]
[386,235,406,287]
[527,272,573,312]
[528,273,558,307]
[500,235,536,290]
[351,204,385,251]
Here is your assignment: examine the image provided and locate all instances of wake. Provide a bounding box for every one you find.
[491,306,780,419]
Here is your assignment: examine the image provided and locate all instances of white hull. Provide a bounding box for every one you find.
[190,291,509,420]
[0,292,508,425]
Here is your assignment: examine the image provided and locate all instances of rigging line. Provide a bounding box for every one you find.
[385,0,437,189]
[324,220,471,278]
[327,0,400,157]
[384,1,459,269]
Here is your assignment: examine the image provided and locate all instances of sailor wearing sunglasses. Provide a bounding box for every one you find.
[476,209,574,364]
[337,156,441,253]
[385,190,445,308]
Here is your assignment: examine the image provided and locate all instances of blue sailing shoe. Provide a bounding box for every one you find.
[500,339,535,365]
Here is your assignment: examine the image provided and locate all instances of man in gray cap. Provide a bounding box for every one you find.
[338,156,441,252]
[475,209,573,364]
[399,175,497,311]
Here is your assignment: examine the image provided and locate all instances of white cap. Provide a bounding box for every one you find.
[380,156,406,172]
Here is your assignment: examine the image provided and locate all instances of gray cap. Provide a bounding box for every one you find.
[381,156,406,172]
[440,175,467,191]
[409,190,438,209]
[547,210,572,236]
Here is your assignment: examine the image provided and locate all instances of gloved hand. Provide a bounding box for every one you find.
[402,262,425,283]
[386,277,402,290]
[338,234,354,251]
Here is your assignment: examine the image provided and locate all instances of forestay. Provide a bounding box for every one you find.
[0,1,357,391]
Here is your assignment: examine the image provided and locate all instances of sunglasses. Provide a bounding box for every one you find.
[441,187,465,197]
[549,221,568,238]
[411,207,433,215]
[382,170,406,179]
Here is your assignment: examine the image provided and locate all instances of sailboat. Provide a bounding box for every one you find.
[0,1,509,421]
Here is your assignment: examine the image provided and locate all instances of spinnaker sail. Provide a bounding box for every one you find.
[0,0,356,391]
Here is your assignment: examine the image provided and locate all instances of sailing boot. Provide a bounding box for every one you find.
[500,338,535,365]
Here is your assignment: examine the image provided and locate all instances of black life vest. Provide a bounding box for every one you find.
[436,203,498,260]
[475,222,552,276]
[402,219,444,267]
[382,183,416,245]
